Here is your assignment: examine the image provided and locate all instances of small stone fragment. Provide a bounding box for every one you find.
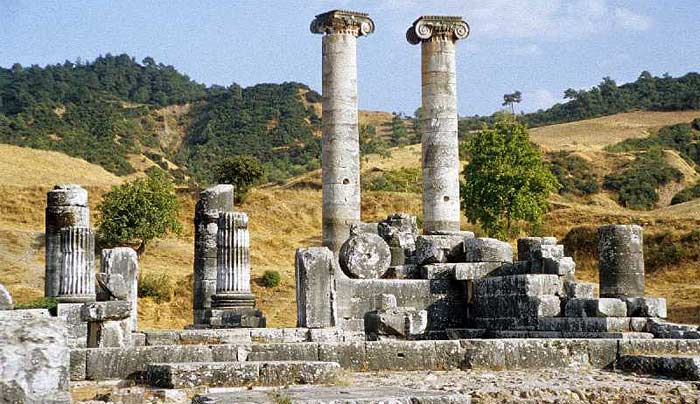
[0,283,13,310]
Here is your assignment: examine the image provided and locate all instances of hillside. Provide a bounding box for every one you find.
[530,110,700,151]
[2,112,700,330]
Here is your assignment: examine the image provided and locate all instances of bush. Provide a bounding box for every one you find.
[547,152,600,196]
[214,155,266,203]
[97,170,181,254]
[260,270,281,288]
[138,273,173,302]
[13,297,58,315]
[363,167,422,193]
[671,182,700,205]
[603,149,683,210]
[693,118,700,131]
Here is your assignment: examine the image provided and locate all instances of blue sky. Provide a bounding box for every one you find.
[1,0,698,115]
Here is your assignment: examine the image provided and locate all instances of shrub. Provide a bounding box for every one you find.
[363,167,422,193]
[214,155,266,203]
[138,273,173,302]
[547,151,600,196]
[693,118,700,131]
[603,149,683,210]
[97,169,181,254]
[13,297,58,315]
[562,226,598,261]
[671,182,700,205]
[261,270,281,288]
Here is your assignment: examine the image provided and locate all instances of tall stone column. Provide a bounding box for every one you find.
[407,16,470,233]
[193,184,234,325]
[45,184,90,297]
[311,10,375,253]
[210,211,265,328]
[57,226,95,303]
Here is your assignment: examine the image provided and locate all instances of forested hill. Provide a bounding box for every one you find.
[0,54,322,181]
[460,72,700,132]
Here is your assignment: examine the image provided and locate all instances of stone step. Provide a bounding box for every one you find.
[193,386,470,403]
[146,361,341,389]
[618,355,700,380]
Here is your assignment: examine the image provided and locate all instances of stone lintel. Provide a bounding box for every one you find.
[407,15,470,44]
[311,9,375,37]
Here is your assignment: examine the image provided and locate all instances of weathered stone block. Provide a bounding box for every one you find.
[415,234,465,265]
[384,264,419,279]
[81,300,131,321]
[365,307,428,340]
[247,343,320,362]
[56,303,87,348]
[646,318,699,339]
[464,238,513,263]
[339,232,391,279]
[0,318,70,403]
[364,340,438,371]
[473,295,561,322]
[474,274,561,297]
[85,345,245,380]
[543,256,575,276]
[618,355,700,380]
[0,283,12,310]
[100,247,138,330]
[623,297,667,318]
[87,319,131,348]
[258,361,341,386]
[96,272,127,301]
[537,317,632,333]
[318,341,367,369]
[517,237,542,262]
[69,349,87,381]
[295,247,336,328]
[563,281,595,299]
[564,298,628,318]
[209,308,266,328]
[0,308,50,321]
[453,262,504,280]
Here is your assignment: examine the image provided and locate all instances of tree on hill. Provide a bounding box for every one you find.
[502,91,522,115]
[214,155,266,203]
[390,112,409,146]
[97,169,181,255]
[461,119,558,239]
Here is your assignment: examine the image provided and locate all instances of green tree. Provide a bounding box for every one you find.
[97,170,181,255]
[461,119,558,238]
[502,91,522,115]
[390,112,408,146]
[214,155,266,202]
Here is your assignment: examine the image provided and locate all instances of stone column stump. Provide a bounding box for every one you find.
[598,224,645,298]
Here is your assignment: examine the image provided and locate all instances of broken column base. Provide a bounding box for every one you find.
[208,293,266,328]
[208,308,266,328]
[81,301,133,348]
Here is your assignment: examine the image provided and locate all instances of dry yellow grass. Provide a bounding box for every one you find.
[2,111,700,329]
[0,144,122,187]
[530,110,700,151]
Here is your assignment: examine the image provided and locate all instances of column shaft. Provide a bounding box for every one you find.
[45,185,89,297]
[216,212,251,294]
[322,32,361,253]
[421,39,460,233]
[57,227,95,302]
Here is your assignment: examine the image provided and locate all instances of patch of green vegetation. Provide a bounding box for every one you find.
[671,182,700,205]
[138,273,174,302]
[547,151,600,196]
[13,297,58,315]
[362,167,422,193]
[603,149,683,210]
[260,270,281,288]
[606,122,700,167]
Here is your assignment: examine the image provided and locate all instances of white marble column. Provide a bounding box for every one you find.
[216,212,251,295]
[311,10,374,253]
[407,16,470,233]
[57,226,95,303]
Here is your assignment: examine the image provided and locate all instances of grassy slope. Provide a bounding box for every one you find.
[1,110,700,329]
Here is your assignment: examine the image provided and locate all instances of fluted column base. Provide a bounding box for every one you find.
[211,292,256,309]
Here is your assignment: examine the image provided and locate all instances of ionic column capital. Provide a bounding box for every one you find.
[406,16,470,44]
[311,10,375,37]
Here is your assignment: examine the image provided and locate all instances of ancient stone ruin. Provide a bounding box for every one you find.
[1,9,700,403]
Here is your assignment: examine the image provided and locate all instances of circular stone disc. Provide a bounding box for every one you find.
[339,233,391,279]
